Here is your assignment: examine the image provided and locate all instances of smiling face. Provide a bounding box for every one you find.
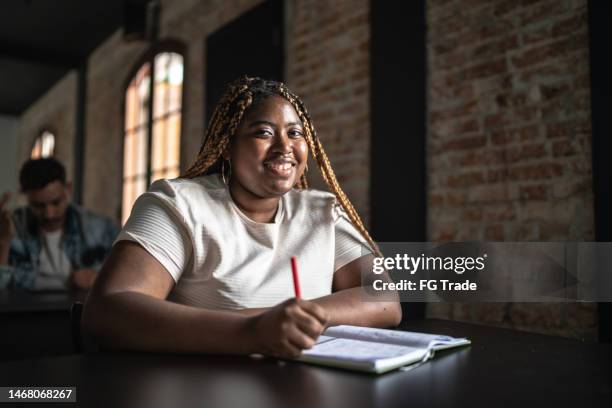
[225,95,308,200]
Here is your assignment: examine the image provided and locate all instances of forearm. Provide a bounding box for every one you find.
[235,307,268,317]
[83,291,256,354]
[237,289,401,328]
[312,287,402,328]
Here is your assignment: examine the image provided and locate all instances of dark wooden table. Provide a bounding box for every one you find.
[0,319,609,407]
[0,290,83,361]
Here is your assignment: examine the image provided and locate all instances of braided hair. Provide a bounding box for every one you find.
[182,76,381,256]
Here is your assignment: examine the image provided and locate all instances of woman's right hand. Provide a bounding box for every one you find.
[249,298,329,358]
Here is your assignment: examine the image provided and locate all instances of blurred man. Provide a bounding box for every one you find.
[0,158,119,290]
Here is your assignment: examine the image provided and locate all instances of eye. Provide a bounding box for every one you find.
[254,128,273,138]
[288,129,304,138]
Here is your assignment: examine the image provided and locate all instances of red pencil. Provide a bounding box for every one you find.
[290,256,301,298]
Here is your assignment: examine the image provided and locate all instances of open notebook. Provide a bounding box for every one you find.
[297,325,471,374]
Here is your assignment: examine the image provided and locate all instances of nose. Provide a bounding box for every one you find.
[271,132,293,155]
[43,205,56,219]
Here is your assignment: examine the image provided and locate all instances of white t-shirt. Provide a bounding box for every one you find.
[35,230,72,290]
[116,175,371,310]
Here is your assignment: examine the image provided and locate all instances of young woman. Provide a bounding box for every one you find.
[83,76,401,358]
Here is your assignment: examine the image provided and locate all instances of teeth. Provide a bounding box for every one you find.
[265,162,293,171]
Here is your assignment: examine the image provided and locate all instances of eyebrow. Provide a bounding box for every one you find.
[31,197,62,206]
[248,120,303,128]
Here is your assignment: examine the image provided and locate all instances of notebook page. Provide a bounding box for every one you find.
[323,325,464,349]
[302,336,426,363]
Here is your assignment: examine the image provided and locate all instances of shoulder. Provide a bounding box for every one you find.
[149,175,222,196]
[132,175,226,223]
[9,206,33,242]
[70,205,118,232]
[146,175,224,206]
[283,188,340,223]
[72,205,112,222]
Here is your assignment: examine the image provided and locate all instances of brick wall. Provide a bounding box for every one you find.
[426,0,596,339]
[286,0,371,225]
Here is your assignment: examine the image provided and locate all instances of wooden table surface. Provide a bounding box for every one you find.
[0,319,610,408]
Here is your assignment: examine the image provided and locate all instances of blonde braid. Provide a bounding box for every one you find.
[299,173,309,189]
[277,86,382,257]
[182,81,254,179]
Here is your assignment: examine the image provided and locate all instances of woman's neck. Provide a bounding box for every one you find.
[228,180,280,223]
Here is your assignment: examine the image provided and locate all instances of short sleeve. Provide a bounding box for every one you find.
[334,206,373,271]
[115,194,192,282]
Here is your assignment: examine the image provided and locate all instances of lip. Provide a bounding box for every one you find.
[263,157,297,179]
[263,156,297,166]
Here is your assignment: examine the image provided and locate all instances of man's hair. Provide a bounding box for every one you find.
[182,76,381,256]
[19,158,66,192]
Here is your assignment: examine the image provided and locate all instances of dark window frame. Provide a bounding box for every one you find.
[588,0,612,343]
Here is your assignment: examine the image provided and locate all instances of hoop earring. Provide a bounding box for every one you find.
[221,160,227,185]
[221,159,232,185]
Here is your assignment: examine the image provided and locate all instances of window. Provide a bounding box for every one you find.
[31,130,55,158]
[122,51,184,224]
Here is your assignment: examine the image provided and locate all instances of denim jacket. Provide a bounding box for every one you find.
[0,204,119,290]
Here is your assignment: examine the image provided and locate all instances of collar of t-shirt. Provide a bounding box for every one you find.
[225,186,285,227]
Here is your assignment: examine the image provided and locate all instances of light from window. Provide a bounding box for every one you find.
[122,52,183,224]
[31,130,55,158]
[151,52,183,182]
[122,63,151,225]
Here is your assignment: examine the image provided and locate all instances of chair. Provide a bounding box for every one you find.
[69,301,84,353]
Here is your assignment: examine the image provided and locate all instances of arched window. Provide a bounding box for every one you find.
[122,50,184,224]
[31,130,55,158]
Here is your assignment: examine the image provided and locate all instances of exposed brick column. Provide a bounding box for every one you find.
[426,0,595,339]
[286,0,371,226]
